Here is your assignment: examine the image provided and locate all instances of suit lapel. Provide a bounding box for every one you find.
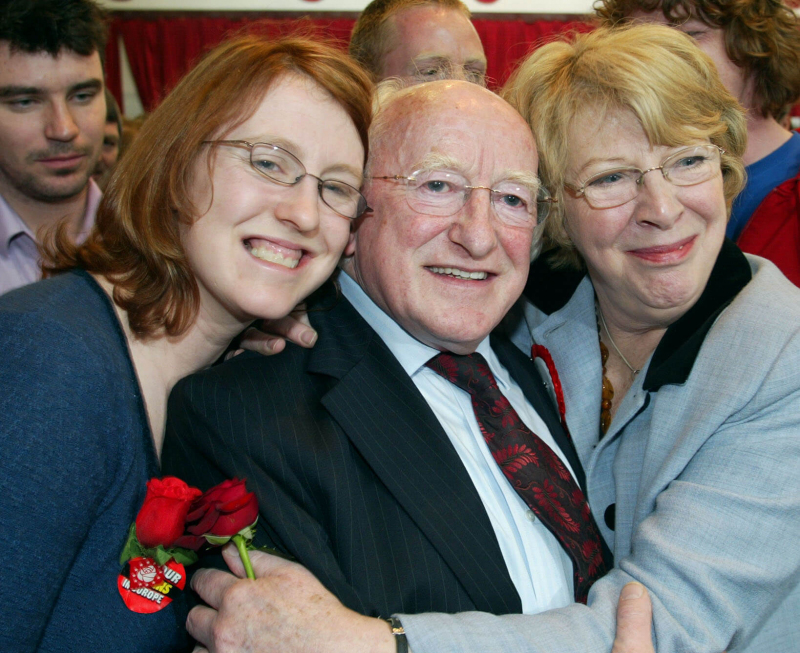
[491,334,587,489]
[306,287,522,615]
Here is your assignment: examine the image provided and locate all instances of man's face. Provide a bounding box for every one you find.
[0,43,105,204]
[380,5,487,86]
[93,119,121,181]
[629,11,755,109]
[351,82,538,354]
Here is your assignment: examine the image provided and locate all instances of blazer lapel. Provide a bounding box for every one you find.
[306,288,522,615]
[491,334,587,489]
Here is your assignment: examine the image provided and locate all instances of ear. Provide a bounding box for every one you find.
[343,230,357,258]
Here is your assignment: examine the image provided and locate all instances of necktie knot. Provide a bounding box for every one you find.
[426,352,498,396]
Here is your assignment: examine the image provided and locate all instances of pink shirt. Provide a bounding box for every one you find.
[0,179,101,296]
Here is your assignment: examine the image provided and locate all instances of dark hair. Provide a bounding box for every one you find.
[595,0,800,118]
[349,0,471,79]
[0,0,108,61]
[43,35,373,339]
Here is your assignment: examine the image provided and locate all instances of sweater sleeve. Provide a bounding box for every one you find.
[0,311,123,652]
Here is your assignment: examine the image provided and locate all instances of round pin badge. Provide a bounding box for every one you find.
[118,557,186,614]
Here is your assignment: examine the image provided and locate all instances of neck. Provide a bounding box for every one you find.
[743,112,792,166]
[595,297,667,377]
[0,180,90,241]
[95,275,248,456]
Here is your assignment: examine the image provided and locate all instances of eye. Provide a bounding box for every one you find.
[422,179,454,193]
[674,155,708,169]
[587,170,632,187]
[497,193,528,210]
[322,180,352,198]
[72,90,98,103]
[5,97,36,110]
[252,157,283,174]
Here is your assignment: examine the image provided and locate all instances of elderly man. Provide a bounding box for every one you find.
[349,0,487,85]
[164,79,606,617]
[596,0,800,285]
[0,0,107,295]
[165,80,654,653]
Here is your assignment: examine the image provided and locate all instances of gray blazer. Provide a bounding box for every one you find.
[400,246,800,653]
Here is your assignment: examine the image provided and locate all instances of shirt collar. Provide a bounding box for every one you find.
[0,193,34,255]
[338,270,492,376]
[0,178,101,255]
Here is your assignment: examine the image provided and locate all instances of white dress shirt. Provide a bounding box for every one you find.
[339,271,575,614]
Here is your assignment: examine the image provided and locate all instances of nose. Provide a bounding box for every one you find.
[448,188,498,258]
[633,171,683,229]
[274,175,321,234]
[44,100,79,142]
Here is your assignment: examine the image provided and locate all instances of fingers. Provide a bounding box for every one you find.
[264,313,317,348]
[187,605,218,650]
[236,327,287,357]
[191,568,240,610]
[611,582,654,653]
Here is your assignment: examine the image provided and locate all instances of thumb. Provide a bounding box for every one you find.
[611,582,655,653]
[221,543,246,577]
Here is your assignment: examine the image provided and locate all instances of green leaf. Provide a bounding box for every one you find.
[119,524,146,565]
[169,548,199,566]
[153,545,173,567]
[203,534,232,546]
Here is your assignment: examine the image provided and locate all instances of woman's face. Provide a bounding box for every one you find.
[183,73,364,328]
[563,108,727,328]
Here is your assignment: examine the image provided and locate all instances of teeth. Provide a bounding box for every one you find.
[247,244,300,269]
[429,266,488,280]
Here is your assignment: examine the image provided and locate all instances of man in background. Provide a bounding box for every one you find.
[92,87,122,190]
[597,0,800,285]
[0,0,107,295]
[349,0,487,85]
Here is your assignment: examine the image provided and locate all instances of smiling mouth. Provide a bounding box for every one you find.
[427,266,488,280]
[245,239,303,269]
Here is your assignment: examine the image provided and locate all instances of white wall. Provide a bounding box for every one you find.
[98,0,596,14]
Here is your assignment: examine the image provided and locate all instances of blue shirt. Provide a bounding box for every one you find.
[728,132,800,240]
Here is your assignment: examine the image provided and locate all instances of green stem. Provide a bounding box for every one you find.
[233,534,255,580]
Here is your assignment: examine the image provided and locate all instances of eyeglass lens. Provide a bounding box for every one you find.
[404,169,548,224]
[581,145,722,209]
[250,143,366,219]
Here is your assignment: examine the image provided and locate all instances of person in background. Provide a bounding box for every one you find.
[0,35,372,652]
[0,0,107,295]
[596,0,800,286]
[92,87,122,190]
[349,0,487,85]
[183,24,800,653]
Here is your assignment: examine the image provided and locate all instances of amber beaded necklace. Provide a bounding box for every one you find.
[598,330,614,435]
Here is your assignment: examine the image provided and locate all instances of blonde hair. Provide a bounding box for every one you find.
[502,23,747,269]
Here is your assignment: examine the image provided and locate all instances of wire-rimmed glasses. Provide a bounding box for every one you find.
[565,144,724,209]
[203,140,370,220]
[370,168,556,226]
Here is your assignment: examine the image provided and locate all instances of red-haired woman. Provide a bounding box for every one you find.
[0,35,372,652]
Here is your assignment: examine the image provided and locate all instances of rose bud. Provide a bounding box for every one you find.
[135,477,202,549]
[181,478,259,542]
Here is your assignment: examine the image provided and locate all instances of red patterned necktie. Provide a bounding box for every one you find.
[426,351,608,603]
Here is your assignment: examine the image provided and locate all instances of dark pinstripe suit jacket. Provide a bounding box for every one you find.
[162,281,586,618]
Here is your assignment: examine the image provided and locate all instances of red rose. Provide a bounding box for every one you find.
[176,478,258,550]
[135,477,202,549]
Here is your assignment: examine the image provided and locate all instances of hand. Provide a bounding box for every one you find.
[231,310,317,359]
[611,582,654,653]
[188,546,393,653]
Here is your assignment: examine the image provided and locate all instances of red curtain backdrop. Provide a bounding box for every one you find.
[103,15,592,114]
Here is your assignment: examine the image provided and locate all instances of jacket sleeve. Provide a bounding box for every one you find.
[0,313,121,652]
[162,359,384,616]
